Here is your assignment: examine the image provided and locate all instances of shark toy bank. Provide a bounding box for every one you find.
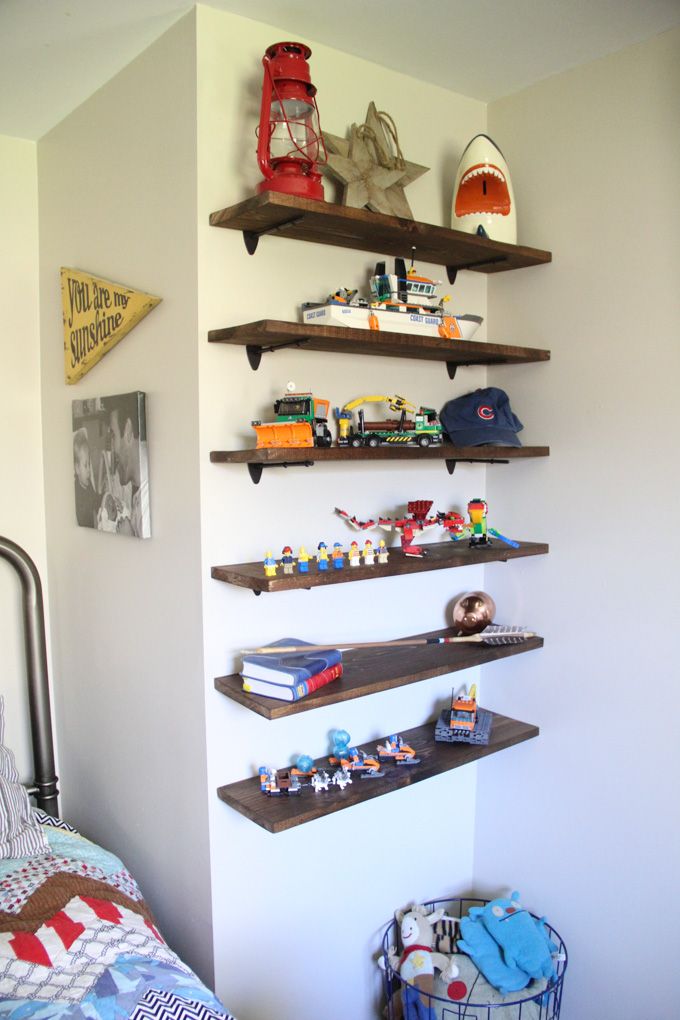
[452,134,517,244]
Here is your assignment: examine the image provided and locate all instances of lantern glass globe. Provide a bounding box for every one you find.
[270,100,320,161]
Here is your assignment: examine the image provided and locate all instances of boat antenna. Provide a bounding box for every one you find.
[410,246,416,269]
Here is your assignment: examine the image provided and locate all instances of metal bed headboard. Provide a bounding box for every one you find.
[0,536,59,816]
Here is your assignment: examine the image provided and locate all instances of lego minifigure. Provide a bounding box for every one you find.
[317,541,329,571]
[362,539,375,566]
[331,541,345,569]
[281,545,295,574]
[263,550,277,577]
[349,540,361,567]
[377,539,389,564]
[297,545,310,573]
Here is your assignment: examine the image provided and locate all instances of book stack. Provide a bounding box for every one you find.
[241,638,343,702]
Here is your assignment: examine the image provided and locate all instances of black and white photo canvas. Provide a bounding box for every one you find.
[72,391,151,539]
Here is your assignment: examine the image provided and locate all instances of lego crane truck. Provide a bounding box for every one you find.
[335,394,444,448]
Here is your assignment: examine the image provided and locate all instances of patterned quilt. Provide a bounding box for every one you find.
[0,814,236,1020]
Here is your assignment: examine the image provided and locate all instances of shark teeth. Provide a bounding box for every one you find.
[460,209,505,217]
[461,164,506,185]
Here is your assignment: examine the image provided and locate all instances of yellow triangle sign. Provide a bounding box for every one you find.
[61,268,161,384]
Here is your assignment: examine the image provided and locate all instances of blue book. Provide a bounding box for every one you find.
[241,638,342,685]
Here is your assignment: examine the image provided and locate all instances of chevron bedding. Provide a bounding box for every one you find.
[0,813,236,1020]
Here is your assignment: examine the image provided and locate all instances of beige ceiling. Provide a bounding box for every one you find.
[2,0,679,140]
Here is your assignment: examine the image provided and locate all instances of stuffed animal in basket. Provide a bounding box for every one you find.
[380,904,461,1020]
[469,891,557,981]
[457,914,532,995]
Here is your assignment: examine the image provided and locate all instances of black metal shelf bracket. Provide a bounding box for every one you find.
[246,339,311,371]
[247,460,314,485]
[242,214,306,255]
[446,255,507,285]
[446,362,458,380]
[445,457,510,476]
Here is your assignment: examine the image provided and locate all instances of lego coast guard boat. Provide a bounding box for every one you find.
[301,256,483,341]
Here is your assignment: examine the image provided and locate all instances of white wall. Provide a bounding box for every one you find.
[476,28,680,1019]
[37,14,215,982]
[0,135,49,779]
[195,9,502,1019]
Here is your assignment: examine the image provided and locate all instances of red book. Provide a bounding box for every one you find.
[302,662,343,695]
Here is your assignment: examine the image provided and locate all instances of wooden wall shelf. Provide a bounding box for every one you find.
[217,712,539,832]
[212,443,549,484]
[215,628,544,720]
[211,539,549,593]
[208,319,551,377]
[209,192,552,280]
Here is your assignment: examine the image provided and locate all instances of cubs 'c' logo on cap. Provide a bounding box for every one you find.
[477,404,495,420]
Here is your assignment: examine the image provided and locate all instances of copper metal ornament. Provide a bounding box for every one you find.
[452,591,496,635]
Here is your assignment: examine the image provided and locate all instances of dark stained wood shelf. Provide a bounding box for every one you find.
[211,539,549,593]
[217,712,539,832]
[209,192,552,276]
[215,627,544,720]
[211,445,549,467]
[213,443,549,481]
[208,319,551,376]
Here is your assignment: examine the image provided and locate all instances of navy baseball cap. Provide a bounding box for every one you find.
[440,387,523,447]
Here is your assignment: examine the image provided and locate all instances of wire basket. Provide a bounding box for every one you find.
[380,897,568,1020]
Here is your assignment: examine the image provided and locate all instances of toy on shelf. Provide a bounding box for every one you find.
[252,385,332,449]
[291,754,317,778]
[336,500,465,557]
[328,731,384,779]
[297,545,309,573]
[331,729,351,758]
[449,498,519,549]
[258,766,301,796]
[317,542,329,570]
[302,253,483,340]
[256,728,428,799]
[434,684,493,745]
[335,393,443,449]
[376,734,420,766]
[332,766,353,790]
[331,542,345,569]
[259,504,472,574]
[330,746,384,779]
[311,770,331,793]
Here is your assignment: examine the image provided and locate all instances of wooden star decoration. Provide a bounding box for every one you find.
[324,125,404,217]
[323,103,429,219]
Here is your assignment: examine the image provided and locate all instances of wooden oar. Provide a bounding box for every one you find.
[242,625,537,655]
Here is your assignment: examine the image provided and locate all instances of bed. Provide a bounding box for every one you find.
[0,536,237,1020]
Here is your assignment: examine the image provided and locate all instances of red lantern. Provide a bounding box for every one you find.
[256,41,326,202]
